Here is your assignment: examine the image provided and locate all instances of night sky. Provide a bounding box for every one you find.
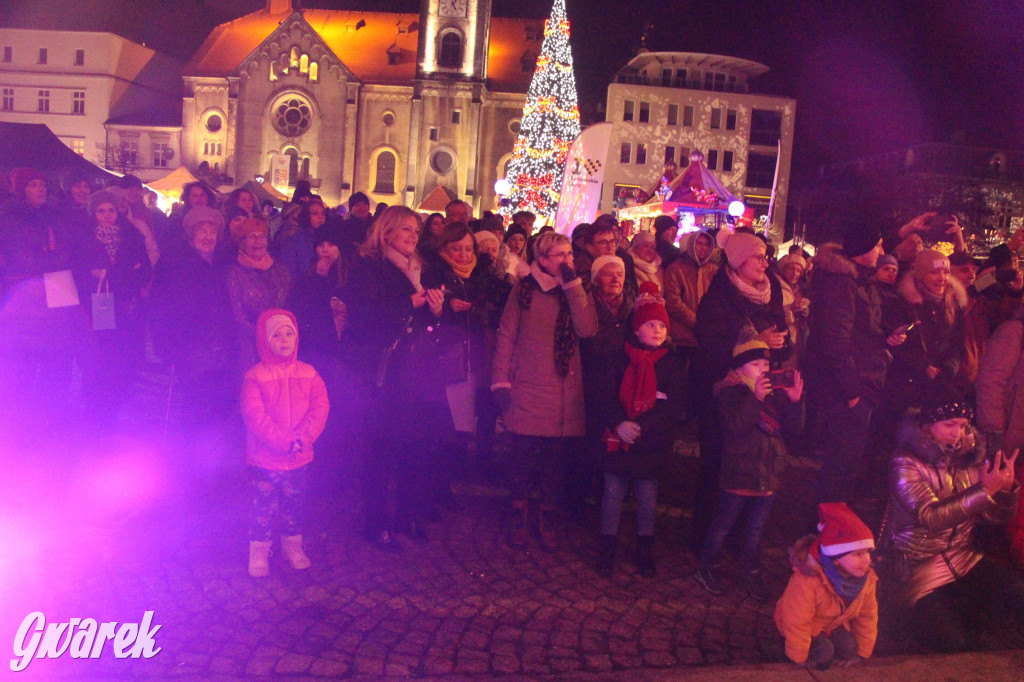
[3,0,1022,186]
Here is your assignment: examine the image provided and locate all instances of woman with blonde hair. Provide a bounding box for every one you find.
[342,206,449,551]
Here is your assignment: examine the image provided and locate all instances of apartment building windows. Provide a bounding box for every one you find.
[746,152,777,188]
[710,108,722,130]
[38,48,47,65]
[73,91,85,114]
[723,151,733,172]
[639,101,650,123]
[707,149,718,170]
[726,109,737,130]
[623,100,634,122]
[620,142,631,164]
[683,105,694,127]
[636,143,647,165]
[2,88,13,111]
[2,46,11,63]
[152,142,169,168]
[74,49,85,66]
[664,145,675,164]
[37,90,50,112]
[72,139,85,156]
[122,140,138,167]
[667,103,678,126]
[750,109,783,146]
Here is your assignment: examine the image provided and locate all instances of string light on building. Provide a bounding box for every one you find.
[499,0,581,225]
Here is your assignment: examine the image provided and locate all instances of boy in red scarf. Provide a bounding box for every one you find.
[596,281,686,577]
[695,331,805,600]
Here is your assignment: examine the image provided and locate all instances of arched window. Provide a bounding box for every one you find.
[289,47,300,68]
[269,61,278,81]
[300,158,310,180]
[299,54,309,74]
[285,148,299,187]
[374,151,396,194]
[308,61,318,82]
[203,142,209,155]
[216,143,223,156]
[439,32,463,69]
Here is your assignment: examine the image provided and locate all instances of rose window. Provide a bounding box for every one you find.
[273,97,312,137]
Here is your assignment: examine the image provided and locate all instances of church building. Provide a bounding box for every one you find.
[182,0,541,211]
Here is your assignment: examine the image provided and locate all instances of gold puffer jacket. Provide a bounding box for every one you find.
[881,423,1018,605]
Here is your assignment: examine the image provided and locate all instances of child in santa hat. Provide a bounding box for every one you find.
[594,281,686,577]
[775,503,878,669]
[240,308,330,577]
[695,330,804,600]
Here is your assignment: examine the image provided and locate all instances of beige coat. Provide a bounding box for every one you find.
[664,236,719,347]
[492,263,598,437]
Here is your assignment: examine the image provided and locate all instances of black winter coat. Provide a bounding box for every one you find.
[581,294,634,438]
[693,266,791,407]
[804,244,889,405]
[592,338,687,479]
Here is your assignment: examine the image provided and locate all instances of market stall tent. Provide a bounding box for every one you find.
[417,185,458,213]
[0,122,119,185]
[147,165,201,202]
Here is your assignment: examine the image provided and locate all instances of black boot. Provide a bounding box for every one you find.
[597,535,617,577]
[636,535,656,577]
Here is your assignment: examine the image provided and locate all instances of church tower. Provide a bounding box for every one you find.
[417,0,491,80]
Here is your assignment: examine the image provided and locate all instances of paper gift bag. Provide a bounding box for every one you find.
[43,269,80,308]
[91,276,116,330]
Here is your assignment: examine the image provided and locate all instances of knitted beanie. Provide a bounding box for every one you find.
[591,254,625,282]
[913,249,950,279]
[183,206,225,237]
[876,254,899,269]
[87,189,119,217]
[9,167,46,199]
[721,230,765,269]
[919,382,973,425]
[817,503,875,557]
[730,338,770,369]
[632,281,669,331]
[842,225,883,258]
[231,216,270,243]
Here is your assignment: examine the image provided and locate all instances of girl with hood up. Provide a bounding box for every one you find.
[240,308,330,578]
[664,230,719,353]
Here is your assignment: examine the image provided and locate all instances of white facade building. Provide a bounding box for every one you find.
[0,28,182,181]
[602,51,796,238]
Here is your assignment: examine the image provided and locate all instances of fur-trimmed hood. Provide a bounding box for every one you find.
[895,419,985,468]
[811,242,860,279]
[896,270,969,311]
[788,534,822,577]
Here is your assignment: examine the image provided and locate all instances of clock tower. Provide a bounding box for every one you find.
[417,0,492,79]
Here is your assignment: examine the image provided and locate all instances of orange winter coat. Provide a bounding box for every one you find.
[241,308,330,471]
[774,536,878,664]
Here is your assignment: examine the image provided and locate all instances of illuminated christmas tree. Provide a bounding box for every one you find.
[499,0,581,226]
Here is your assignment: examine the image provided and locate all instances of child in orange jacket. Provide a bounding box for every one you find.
[774,503,878,669]
[241,308,330,577]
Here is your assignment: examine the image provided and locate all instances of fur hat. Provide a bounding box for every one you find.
[816,503,875,557]
[731,338,770,369]
[231,216,270,243]
[632,281,669,332]
[842,225,883,259]
[720,230,766,269]
[876,254,899,269]
[591,254,625,283]
[9,167,46,199]
[183,206,225,238]
[87,189,119,217]
[919,382,973,425]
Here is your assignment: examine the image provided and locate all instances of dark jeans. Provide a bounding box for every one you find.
[248,465,308,541]
[816,397,873,504]
[699,491,775,572]
[506,434,570,506]
[601,473,658,536]
[809,626,858,666]
[692,403,723,549]
[911,556,1024,652]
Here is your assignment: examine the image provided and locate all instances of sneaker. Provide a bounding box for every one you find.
[695,566,724,595]
[745,570,766,602]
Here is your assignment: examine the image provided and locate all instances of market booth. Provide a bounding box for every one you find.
[616,150,744,239]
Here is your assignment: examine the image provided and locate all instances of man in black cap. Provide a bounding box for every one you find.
[805,225,907,504]
[339,191,373,248]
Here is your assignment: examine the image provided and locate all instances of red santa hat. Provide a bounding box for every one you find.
[816,503,875,557]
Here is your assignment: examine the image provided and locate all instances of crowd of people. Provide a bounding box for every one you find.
[2,165,1024,666]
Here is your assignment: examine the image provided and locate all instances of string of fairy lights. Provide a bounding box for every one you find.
[498,0,581,225]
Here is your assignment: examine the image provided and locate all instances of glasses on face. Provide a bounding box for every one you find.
[753,254,769,264]
[544,249,572,261]
[592,239,616,248]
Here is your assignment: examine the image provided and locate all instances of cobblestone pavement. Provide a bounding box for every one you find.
[2,376,1022,680]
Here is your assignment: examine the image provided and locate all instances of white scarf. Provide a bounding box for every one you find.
[385,245,423,292]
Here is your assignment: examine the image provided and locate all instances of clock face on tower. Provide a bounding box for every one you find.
[439,0,468,18]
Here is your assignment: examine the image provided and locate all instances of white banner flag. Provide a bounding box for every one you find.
[553,123,613,235]
[270,154,290,194]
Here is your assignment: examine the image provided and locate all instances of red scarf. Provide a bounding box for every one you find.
[619,344,668,419]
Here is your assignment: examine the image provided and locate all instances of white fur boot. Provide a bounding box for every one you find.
[248,540,272,577]
[281,535,311,570]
